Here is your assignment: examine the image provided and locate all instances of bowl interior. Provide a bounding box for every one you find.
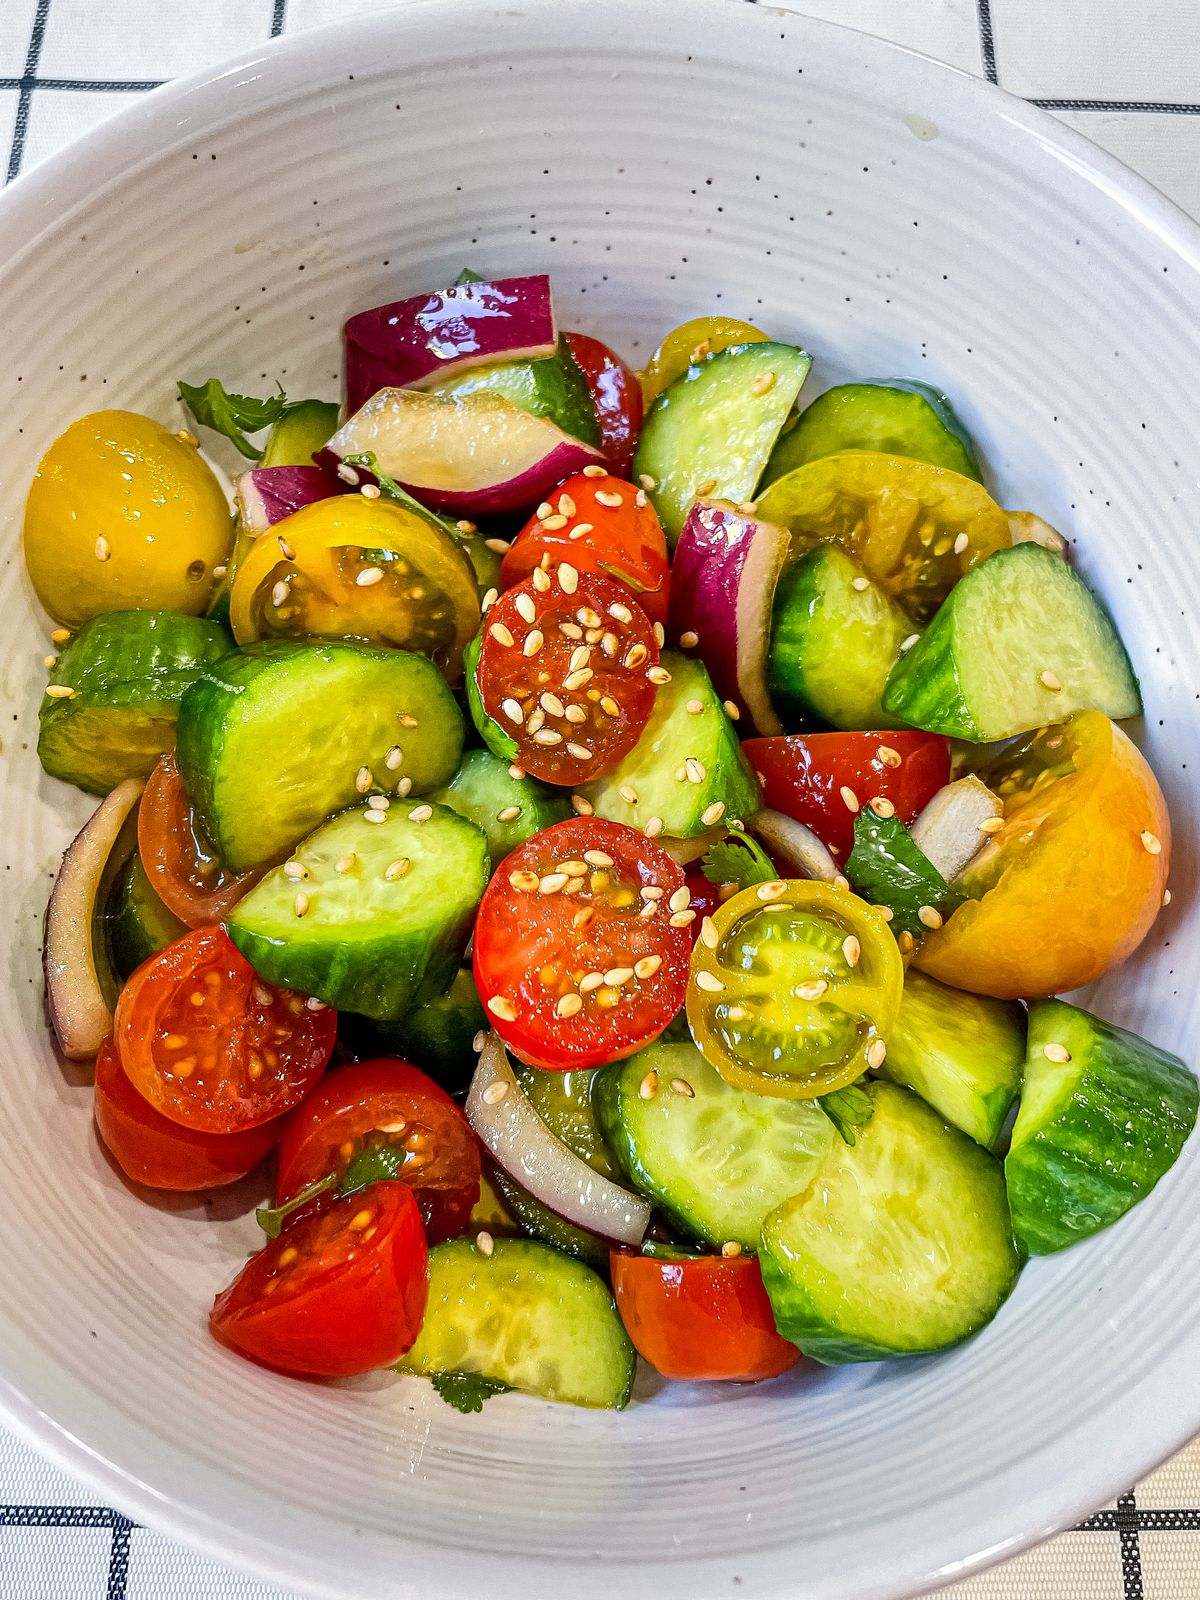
[0,3,1198,1597]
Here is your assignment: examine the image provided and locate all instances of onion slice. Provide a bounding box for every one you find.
[467,1032,650,1247]
[234,465,340,534]
[751,808,839,882]
[1008,510,1068,556]
[44,779,143,1061]
[909,775,1002,883]
[668,499,790,734]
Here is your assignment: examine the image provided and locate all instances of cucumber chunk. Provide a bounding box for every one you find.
[1006,999,1198,1256]
[339,967,485,1093]
[39,611,230,795]
[769,547,913,729]
[764,380,982,486]
[883,543,1141,741]
[227,801,488,1019]
[104,852,186,980]
[177,641,463,871]
[427,338,600,447]
[580,651,760,836]
[490,1167,610,1270]
[514,1065,621,1180]
[881,969,1024,1150]
[430,747,571,864]
[259,399,340,468]
[634,343,812,545]
[398,1236,635,1409]
[595,1041,835,1249]
[761,1081,1020,1363]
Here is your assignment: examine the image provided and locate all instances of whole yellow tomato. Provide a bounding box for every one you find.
[640,316,768,406]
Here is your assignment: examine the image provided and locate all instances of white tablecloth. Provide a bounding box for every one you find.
[2,1,1198,1595]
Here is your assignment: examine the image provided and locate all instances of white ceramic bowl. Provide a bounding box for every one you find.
[1,2,1198,1595]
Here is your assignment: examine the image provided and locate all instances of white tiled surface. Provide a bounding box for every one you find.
[3,1,1199,1596]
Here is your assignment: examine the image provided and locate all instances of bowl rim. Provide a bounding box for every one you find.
[3,1,1200,1596]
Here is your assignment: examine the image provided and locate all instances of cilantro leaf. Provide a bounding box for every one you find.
[454,267,486,285]
[844,809,963,941]
[429,1371,511,1414]
[255,1173,336,1239]
[337,1140,406,1197]
[700,832,777,893]
[178,378,288,460]
[818,1082,875,1146]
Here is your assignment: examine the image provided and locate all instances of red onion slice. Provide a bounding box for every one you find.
[234,465,340,534]
[750,809,839,882]
[909,776,1003,883]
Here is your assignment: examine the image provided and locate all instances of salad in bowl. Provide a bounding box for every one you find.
[29,268,1195,1409]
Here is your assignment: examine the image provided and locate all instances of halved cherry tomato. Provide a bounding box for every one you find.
[471,567,659,785]
[610,1249,801,1381]
[682,865,725,944]
[93,1035,281,1191]
[687,878,902,1099]
[564,334,644,478]
[275,1058,480,1244]
[499,472,669,625]
[114,927,336,1133]
[474,818,691,1071]
[640,317,769,407]
[228,496,480,677]
[210,1181,427,1377]
[138,754,258,927]
[917,711,1170,998]
[743,730,950,861]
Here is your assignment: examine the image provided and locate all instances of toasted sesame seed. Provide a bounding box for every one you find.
[842,935,861,968]
[571,793,594,816]
[684,757,706,783]
[487,995,517,1021]
[605,967,634,986]
[398,713,419,728]
[50,628,71,645]
[695,969,725,993]
[639,1070,659,1100]
[539,872,569,894]
[293,891,310,917]
[397,776,413,797]
[723,700,741,721]
[619,785,639,804]
[647,665,673,686]
[979,816,1005,835]
[697,478,718,497]
[283,859,308,881]
[840,785,860,813]
[509,870,539,892]
[1042,1041,1072,1064]
[569,521,594,540]
[542,513,569,531]
[356,565,384,587]
[367,794,390,811]
[595,490,624,508]
[644,815,664,838]
[625,643,648,669]
[384,745,404,771]
[870,796,897,818]
[1039,668,1062,691]
[489,621,515,647]
[722,1241,743,1259]
[556,992,583,1018]
[532,566,551,593]
[496,804,522,823]
[271,579,290,608]
[852,576,871,592]
[408,804,433,822]
[876,744,902,768]
[679,630,699,649]
[481,1079,509,1106]
[668,886,692,913]
[483,537,509,554]
[756,880,787,902]
[94,535,111,562]
[337,463,361,485]
[797,979,828,1000]
[335,853,358,874]
[363,809,386,823]
[750,371,776,395]
[900,634,920,652]
[953,532,970,556]
[533,728,563,746]
[522,629,544,657]
[917,905,943,930]
[558,563,579,594]
[515,592,537,623]
[866,1039,888,1069]
[481,587,498,612]
[1141,830,1162,855]
[1164,888,1173,906]
[44,684,75,699]
[475,1229,495,1257]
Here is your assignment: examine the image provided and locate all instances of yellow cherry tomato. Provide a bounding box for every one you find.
[24,411,234,628]
[687,879,903,1099]
[640,316,769,406]
[755,450,1012,623]
[229,495,481,679]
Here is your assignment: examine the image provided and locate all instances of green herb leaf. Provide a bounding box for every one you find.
[429,1371,511,1414]
[337,1141,406,1197]
[177,378,288,460]
[844,810,963,941]
[255,1174,336,1239]
[700,832,777,893]
[640,1239,707,1262]
[819,1082,875,1146]
[340,451,464,541]
[453,267,487,286]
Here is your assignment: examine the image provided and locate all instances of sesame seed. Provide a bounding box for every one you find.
[484,537,510,554]
[569,521,594,540]
[625,643,648,669]
[487,995,517,1021]
[695,970,725,993]
[42,655,56,670]
[367,794,390,811]
[876,744,902,768]
[870,796,896,818]
[852,576,871,592]
[515,592,537,623]
[363,809,386,823]
[842,935,861,968]
[840,785,860,813]
[607,601,633,625]
[670,1077,696,1098]
[562,858,589,877]
[454,519,477,535]
[1039,669,1062,691]
[866,1039,888,1069]
[668,886,691,913]
[647,665,673,686]
[679,630,699,649]
[577,971,606,995]
[639,1071,659,1100]
[94,536,111,562]
[797,979,828,1000]
[356,566,384,587]
[337,463,361,485]
[917,905,943,929]
[50,628,71,645]
[540,691,566,717]
[697,479,718,497]
[556,493,577,518]
[532,566,551,592]
[476,1230,495,1257]
[482,1079,509,1105]
[558,563,579,594]
[522,629,544,657]
[397,776,413,797]
[605,966,634,986]
[384,745,404,771]
[672,910,697,929]
[408,804,433,822]
[619,785,639,804]
[359,482,382,501]
[335,853,358,873]
[723,700,741,721]
[481,587,498,612]
[536,502,554,520]
[1042,1041,1072,1063]
[953,532,969,556]
[633,955,662,982]
[641,886,665,901]
[271,579,289,608]
[756,880,787,902]
[898,930,915,954]
[305,996,328,1012]
[721,1241,743,1259]
[1164,888,1173,906]
[44,685,75,699]
[834,874,849,891]
[539,872,569,894]
[1141,830,1162,855]
[527,709,546,735]
[878,906,894,921]
[534,728,563,746]
[979,816,1004,835]
[489,622,515,647]
[900,634,920,652]
[283,859,308,881]
[497,804,522,823]
[737,501,758,516]
[571,793,594,816]
[383,857,412,882]
[684,757,706,783]
[542,513,569,531]
[509,869,539,892]
[556,992,583,1018]
[644,815,664,838]
[751,371,776,395]
[595,490,624,508]
[583,464,607,479]
[293,891,310,917]
[398,713,419,728]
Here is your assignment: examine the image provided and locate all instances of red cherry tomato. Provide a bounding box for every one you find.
[138,754,258,927]
[564,333,644,478]
[275,1059,480,1244]
[682,865,725,944]
[610,1250,802,1381]
[474,817,691,1070]
[473,567,659,785]
[93,1035,281,1192]
[114,927,336,1133]
[210,1181,428,1377]
[500,472,669,625]
[742,731,951,861]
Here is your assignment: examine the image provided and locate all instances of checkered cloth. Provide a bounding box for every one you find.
[3,1,1199,1595]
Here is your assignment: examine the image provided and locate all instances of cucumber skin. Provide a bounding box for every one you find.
[1006,1000,1199,1256]
[764,380,982,486]
[39,611,230,795]
[428,338,600,447]
[464,628,520,766]
[490,1167,610,1270]
[105,853,186,980]
[260,399,340,468]
[431,747,571,863]
[339,967,485,1094]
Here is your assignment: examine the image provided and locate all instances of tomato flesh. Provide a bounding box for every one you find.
[564,333,644,478]
[93,1035,280,1191]
[473,817,691,1070]
[687,879,902,1099]
[610,1250,801,1381]
[474,567,659,785]
[276,1058,480,1243]
[139,754,257,927]
[500,472,669,625]
[210,1181,428,1377]
[114,926,336,1133]
[743,730,950,861]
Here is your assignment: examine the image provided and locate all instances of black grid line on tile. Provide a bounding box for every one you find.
[1031,97,1200,112]
[271,0,288,38]
[6,0,52,182]
[0,77,164,92]
[976,0,998,83]
[106,1514,133,1600]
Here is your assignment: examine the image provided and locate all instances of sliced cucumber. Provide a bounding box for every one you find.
[882,969,1024,1150]
[430,747,571,864]
[104,852,186,980]
[580,652,759,836]
[764,380,982,485]
[490,1167,610,1270]
[761,1081,1020,1363]
[398,1236,635,1409]
[340,967,486,1093]
[259,399,340,469]
[39,611,230,796]
[227,801,488,1019]
[882,543,1141,741]
[768,547,913,729]
[594,1041,835,1249]
[514,1065,621,1180]
[844,809,962,941]
[176,641,463,871]
[428,338,599,447]
[634,343,812,545]
[1006,999,1198,1256]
